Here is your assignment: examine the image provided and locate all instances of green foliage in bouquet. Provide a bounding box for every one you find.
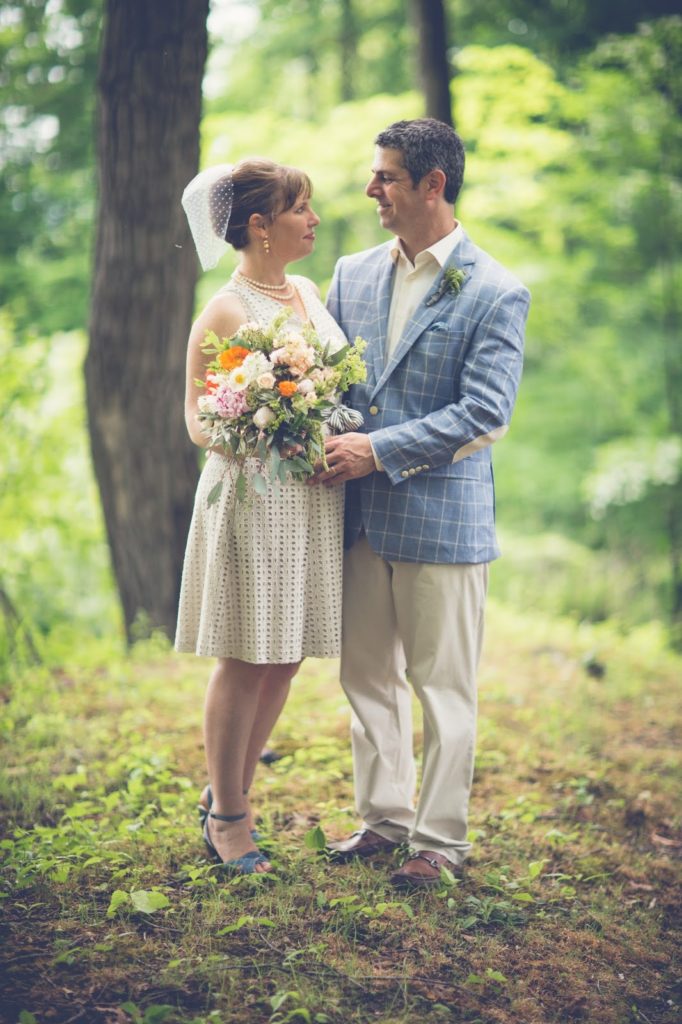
[196,309,367,502]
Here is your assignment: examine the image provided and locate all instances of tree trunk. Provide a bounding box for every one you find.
[409,0,453,126]
[86,0,209,643]
[339,0,358,102]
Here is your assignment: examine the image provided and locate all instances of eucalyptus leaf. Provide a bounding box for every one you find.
[326,344,350,366]
[252,472,268,496]
[207,480,223,507]
[269,445,281,482]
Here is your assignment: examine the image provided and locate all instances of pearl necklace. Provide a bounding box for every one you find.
[234,270,295,300]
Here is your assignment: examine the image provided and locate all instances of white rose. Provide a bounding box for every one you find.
[257,371,276,389]
[242,351,271,380]
[297,378,315,394]
[253,406,276,429]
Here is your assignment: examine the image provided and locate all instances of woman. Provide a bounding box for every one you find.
[175,160,347,873]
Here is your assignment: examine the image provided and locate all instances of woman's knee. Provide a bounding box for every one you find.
[265,661,300,687]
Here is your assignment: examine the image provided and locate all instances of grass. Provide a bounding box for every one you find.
[1,600,680,1024]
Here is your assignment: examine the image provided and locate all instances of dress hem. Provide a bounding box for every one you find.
[174,642,341,664]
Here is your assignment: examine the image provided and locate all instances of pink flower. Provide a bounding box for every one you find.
[214,384,249,419]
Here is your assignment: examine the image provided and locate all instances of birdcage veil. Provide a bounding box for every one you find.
[181,164,234,271]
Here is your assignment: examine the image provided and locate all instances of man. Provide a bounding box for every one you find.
[317,118,529,888]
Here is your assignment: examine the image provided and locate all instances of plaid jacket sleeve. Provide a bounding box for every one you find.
[370,284,528,485]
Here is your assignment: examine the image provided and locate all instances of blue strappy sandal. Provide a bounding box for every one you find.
[203,810,271,874]
[198,784,262,843]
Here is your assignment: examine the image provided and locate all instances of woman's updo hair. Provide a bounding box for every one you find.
[209,159,312,251]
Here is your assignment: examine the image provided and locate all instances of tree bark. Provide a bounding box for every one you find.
[86,0,209,643]
[339,0,358,102]
[409,0,453,126]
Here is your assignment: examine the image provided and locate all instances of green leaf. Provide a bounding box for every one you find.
[513,891,534,902]
[439,865,461,887]
[106,889,131,918]
[486,969,508,984]
[288,1010,311,1023]
[288,455,313,475]
[129,890,170,914]
[207,480,223,506]
[252,472,268,496]
[269,444,281,482]
[271,991,299,1012]
[19,1013,38,1024]
[235,472,247,502]
[326,344,350,366]
[329,895,358,908]
[217,915,275,934]
[304,825,326,850]
[142,1006,175,1024]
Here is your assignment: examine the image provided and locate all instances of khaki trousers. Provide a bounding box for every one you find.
[340,535,488,865]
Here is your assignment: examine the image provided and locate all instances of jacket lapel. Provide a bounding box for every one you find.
[370,232,477,400]
[364,243,394,388]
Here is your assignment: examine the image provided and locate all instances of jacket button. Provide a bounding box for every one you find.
[408,468,416,475]
[369,405,379,415]
[401,470,409,478]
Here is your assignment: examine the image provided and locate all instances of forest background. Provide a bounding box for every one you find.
[1,4,681,1024]
[1,0,682,666]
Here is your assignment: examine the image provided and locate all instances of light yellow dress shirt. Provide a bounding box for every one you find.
[386,222,463,358]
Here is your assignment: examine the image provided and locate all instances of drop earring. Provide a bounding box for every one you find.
[263,235,271,255]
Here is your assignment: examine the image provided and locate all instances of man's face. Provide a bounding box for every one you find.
[365,146,423,238]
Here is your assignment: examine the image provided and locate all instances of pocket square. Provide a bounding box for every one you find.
[430,322,447,332]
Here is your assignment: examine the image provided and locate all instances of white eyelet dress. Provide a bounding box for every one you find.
[174,276,346,663]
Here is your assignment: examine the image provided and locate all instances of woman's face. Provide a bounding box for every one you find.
[267,193,320,263]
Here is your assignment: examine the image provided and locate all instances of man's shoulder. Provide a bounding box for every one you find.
[464,234,528,296]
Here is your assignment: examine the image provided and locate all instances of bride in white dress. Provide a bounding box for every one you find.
[175,160,347,873]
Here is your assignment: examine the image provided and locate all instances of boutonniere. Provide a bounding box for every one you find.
[425,267,467,307]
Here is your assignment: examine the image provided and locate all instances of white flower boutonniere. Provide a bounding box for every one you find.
[425,267,467,307]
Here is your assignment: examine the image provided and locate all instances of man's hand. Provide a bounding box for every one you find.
[313,432,376,486]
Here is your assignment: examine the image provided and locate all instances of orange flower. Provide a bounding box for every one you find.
[278,380,298,397]
[219,345,250,370]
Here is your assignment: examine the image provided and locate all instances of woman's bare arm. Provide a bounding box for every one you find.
[184,292,249,447]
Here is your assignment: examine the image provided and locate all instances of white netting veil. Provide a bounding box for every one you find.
[181,164,235,271]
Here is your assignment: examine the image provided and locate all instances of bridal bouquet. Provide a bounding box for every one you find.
[196,309,367,502]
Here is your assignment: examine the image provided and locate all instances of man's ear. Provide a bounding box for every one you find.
[423,168,447,200]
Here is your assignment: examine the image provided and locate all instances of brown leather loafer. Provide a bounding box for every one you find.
[390,850,463,889]
[326,828,399,861]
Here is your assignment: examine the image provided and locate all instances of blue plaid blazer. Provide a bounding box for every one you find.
[326,231,529,564]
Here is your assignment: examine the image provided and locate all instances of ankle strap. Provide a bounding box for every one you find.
[209,810,247,823]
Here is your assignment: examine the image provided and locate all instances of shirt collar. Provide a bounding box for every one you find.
[390,222,463,267]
